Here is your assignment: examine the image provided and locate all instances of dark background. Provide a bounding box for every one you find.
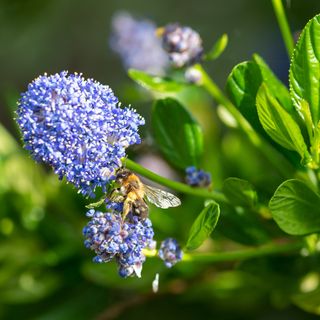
[1,0,319,126]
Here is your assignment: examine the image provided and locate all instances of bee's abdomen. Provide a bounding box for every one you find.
[132,199,149,220]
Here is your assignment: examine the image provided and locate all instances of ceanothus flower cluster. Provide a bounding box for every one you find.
[161,24,203,68]
[110,11,169,75]
[185,166,211,188]
[83,207,154,278]
[17,71,144,197]
[158,238,183,268]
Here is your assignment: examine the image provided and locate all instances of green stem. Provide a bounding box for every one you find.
[196,65,252,134]
[196,64,294,178]
[271,0,294,58]
[123,158,228,203]
[144,241,303,263]
[183,241,302,262]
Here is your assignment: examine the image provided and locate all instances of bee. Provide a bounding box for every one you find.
[113,168,181,220]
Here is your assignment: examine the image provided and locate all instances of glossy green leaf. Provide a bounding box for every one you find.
[222,177,257,207]
[185,201,220,251]
[205,33,228,61]
[226,56,303,167]
[290,14,320,125]
[227,56,295,133]
[256,83,309,160]
[269,179,320,235]
[152,98,204,169]
[128,69,185,92]
[252,54,294,113]
[226,61,263,134]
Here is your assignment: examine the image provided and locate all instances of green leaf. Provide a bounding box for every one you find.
[222,177,257,207]
[205,33,228,61]
[290,14,320,125]
[185,201,220,251]
[152,98,204,169]
[226,61,264,134]
[85,196,106,209]
[269,179,320,235]
[252,54,294,114]
[226,56,303,167]
[227,56,295,135]
[256,83,309,160]
[128,69,185,92]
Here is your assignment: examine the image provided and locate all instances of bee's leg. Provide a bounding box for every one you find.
[109,189,125,203]
[122,198,132,221]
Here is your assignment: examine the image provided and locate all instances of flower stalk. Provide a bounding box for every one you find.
[271,0,294,58]
[123,158,229,203]
[144,241,303,263]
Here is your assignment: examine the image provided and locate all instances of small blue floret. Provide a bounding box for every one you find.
[158,238,183,268]
[185,166,211,187]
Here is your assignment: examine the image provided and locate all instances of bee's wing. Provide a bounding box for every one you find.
[143,185,181,209]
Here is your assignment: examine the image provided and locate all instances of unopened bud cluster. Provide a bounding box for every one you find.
[161,24,203,68]
[158,238,183,268]
[185,166,211,187]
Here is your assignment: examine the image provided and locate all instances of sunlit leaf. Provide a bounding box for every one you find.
[256,83,309,161]
[185,200,220,251]
[222,177,257,207]
[270,179,320,235]
[128,69,186,92]
[205,33,228,61]
[290,14,320,125]
[152,98,204,169]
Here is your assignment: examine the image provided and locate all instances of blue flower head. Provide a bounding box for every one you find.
[185,166,211,188]
[110,11,169,75]
[17,71,144,197]
[83,207,154,278]
[158,238,183,268]
[161,23,203,68]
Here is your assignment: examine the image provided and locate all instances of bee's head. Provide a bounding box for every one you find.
[115,168,131,184]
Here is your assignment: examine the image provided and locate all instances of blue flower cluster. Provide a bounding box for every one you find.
[17,71,144,197]
[83,208,154,278]
[158,238,183,268]
[161,24,203,68]
[110,11,169,75]
[185,166,211,187]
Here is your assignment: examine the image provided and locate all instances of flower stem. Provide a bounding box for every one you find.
[196,64,294,178]
[271,0,294,58]
[123,158,229,203]
[182,241,302,262]
[144,241,303,263]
